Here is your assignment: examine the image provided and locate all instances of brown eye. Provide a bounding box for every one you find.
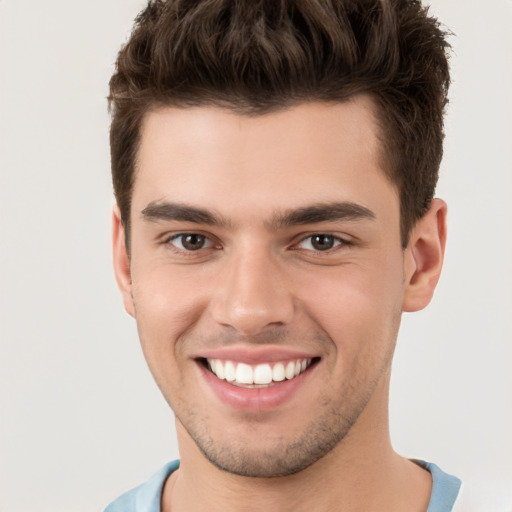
[310,235,335,251]
[170,233,212,251]
[297,234,345,252]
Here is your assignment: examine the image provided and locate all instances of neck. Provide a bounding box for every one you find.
[163,379,431,512]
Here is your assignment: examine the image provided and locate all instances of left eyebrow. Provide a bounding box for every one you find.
[269,202,376,229]
[140,201,230,227]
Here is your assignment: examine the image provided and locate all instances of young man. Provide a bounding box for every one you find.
[104,1,469,510]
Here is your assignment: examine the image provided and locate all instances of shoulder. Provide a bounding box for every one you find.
[416,460,511,512]
[104,460,180,512]
[415,460,461,512]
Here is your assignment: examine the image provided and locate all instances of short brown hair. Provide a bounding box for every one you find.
[109,0,450,247]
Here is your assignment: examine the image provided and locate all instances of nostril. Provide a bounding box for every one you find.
[209,270,295,335]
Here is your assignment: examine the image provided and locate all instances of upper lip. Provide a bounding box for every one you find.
[196,346,319,364]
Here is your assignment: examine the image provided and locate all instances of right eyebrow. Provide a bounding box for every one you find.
[269,201,376,229]
[140,201,230,227]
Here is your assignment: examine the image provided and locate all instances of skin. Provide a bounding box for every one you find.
[113,96,447,511]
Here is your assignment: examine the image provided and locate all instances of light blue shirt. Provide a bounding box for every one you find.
[104,459,461,512]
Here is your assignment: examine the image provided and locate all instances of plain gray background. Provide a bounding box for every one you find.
[1,1,511,510]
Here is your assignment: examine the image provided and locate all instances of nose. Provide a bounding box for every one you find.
[210,248,295,336]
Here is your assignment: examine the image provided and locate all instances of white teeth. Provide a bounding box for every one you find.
[285,361,296,380]
[254,364,272,385]
[235,363,253,384]
[206,358,314,386]
[224,360,236,382]
[272,362,285,382]
[215,359,225,380]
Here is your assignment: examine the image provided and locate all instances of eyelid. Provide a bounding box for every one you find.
[293,233,352,252]
[159,230,352,254]
[162,231,219,252]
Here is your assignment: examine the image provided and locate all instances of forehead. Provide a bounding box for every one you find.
[133,98,398,224]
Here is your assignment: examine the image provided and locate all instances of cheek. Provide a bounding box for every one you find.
[132,260,208,323]
[297,259,404,352]
[130,263,210,375]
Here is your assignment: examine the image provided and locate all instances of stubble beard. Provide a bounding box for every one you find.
[183,407,364,478]
[174,366,385,478]
[156,319,400,479]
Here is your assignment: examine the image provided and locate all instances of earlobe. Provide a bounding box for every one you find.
[402,199,447,312]
[112,205,135,317]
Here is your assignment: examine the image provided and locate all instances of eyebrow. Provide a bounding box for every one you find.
[269,202,376,229]
[141,201,229,227]
[140,200,375,229]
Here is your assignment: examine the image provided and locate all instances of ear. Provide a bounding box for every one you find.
[402,198,447,312]
[112,205,135,317]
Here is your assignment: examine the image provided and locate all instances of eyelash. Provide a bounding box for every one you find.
[162,232,351,254]
[293,234,351,253]
[163,233,217,253]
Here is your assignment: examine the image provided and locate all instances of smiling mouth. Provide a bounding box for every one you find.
[199,357,320,388]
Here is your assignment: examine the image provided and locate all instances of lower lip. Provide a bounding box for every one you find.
[198,362,316,412]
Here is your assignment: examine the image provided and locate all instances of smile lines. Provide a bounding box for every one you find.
[206,358,314,387]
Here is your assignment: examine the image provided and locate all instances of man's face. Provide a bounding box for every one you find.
[115,98,412,477]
